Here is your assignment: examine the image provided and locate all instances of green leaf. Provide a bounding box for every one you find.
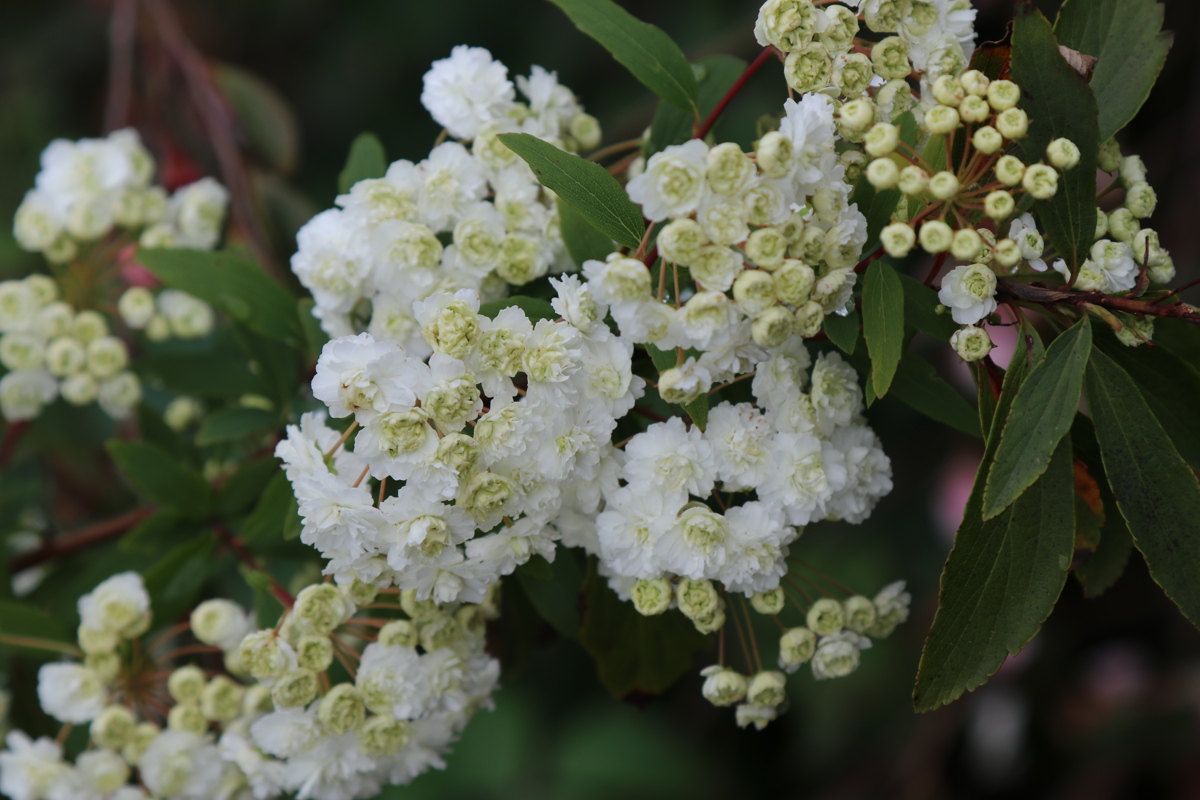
[120,510,191,554]
[1070,416,1133,598]
[983,317,1092,519]
[899,274,957,341]
[298,298,330,361]
[107,440,211,518]
[139,348,266,399]
[217,457,282,518]
[241,565,287,628]
[1010,5,1100,273]
[646,342,678,372]
[338,132,387,195]
[1055,0,1172,143]
[914,440,1075,711]
[213,63,300,173]
[1094,329,1200,471]
[142,534,217,627]
[0,600,77,660]
[862,261,906,398]
[558,198,615,268]
[682,393,709,431]
[196,407,279,447]
[499,133,646,250]
[235,325,298,411]
[515,552,584,640]
[242,471,301,544]
[547,0,698,114]
[1084,349,1200,629]
[823,308,860,355]
[852,179,900,258]
[887,353,981,437]
[647,55,746,156]
[137,248,306,350]
[478,295,558,323]
[579,558,710,697]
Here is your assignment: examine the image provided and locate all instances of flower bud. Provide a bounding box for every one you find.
[1046,138,1081,170]
[751,306,794,348]
[1097,138,1122,173]
[745,227,788,271]
[984,190,1015,220]
[783,45,833,93]
[880,221,916,258]
[994,238,1021,269]
[918,220,953,254]
[834,53,874,96]
[706,143,756,196]
[958,69,988,97]
[293,583,355,635]
[756,131,794,180]
[377,619,420,648]
[806,597,845,636]
[1107,208,1140,243]
[812,631,866,679]
[929,171,959,200]
[778,627,818,673]
[700,665,748,706]
[837,99,876,136]
[794,301,824,338]
[0,333,45,372]
[746,670,788,708]
[1119,155,1146,185]
[994,155,1025,187]
[77,748,130,794]
[145,314,171,341]
[692,602,726,634]
[631,577,673,616]
[996,107,1029,140]
[865,157,899,189]
[60,373,99,406]
[951,228,984,262]
[864,123,900,158]
[774,260,816,306]
[238,631,293,681]
[243,684,274,716]
[121,722,160,766]
[319,684,367,735]
[296,634,335,672]
[400,589,441,621]
[843,595,879,633]
[72,310,108,344]
[958,94,991,124]
[358,715,411,757]
[200,675,244,723]
[91,704,138,749]
[1113,312,1154,347]
[732,270,777,317]
[1022,163,1059,199]
[897,165,929,197]
[657,219,706,267]
[924,104,960,135]
[870,36,910,79]
[86,336,129,380]
[986,79,1020,111]
[167,666,206,704]
[932,75,965,107]
[1125,182,1157,219]
[972,125,1003,155]
[117,287,156,330]
[676,578,720,621]
[569,112,602,151]
[167,703,207,734]
[735,702,778,730]
[271,669,319,708]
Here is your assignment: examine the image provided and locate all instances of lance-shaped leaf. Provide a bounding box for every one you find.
[558,199,615,268]
[899,274,957,342]
[547,0,698,115]
[863,261,906,398]
[499,133,645,250]
[914,424,1075,710]
[337,132,387,194]
[1010,5,1099,273]
[824,308,860,355]
[107,440,211,519]
[890,353,980,437]
[1055,0,1172,143]
[646,55,746,156]
[1084,349,1200,629]
[983,316,1091,519]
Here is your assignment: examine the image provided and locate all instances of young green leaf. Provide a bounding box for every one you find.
[823,308,860,355]
[863,261,906,398]
[137,248,307,350]
[682,393,709,431]
[1084,349,1200,630]
[107,440,212,518]
[646,54,746,156]
[196,407,279,447]
[983,317,1092,519]
[499,133,646,250]
[547,0,698,115]
[558,199,615,267]
[1010,4,1099,273]
[337,132,387,195]
[1055,0,1172,143]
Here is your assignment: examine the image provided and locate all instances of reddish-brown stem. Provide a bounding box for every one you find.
[8,506,155,574]
[924,251,949,287]
[213,524,295,607]
[694,47,777,140]
[998,278,1200,325]
[0,421,28,472]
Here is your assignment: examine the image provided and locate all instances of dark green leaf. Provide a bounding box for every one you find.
[682,393,709,431]
[975,362,999,440]
[914,439,1075,712]
[1153,318,1200,366]
[478,295,558,323]
[213,63,300,173]
[0,600,76,660]
[647,55,746,155]
[1055,0,1172,142]
[139,349,266,399]
[1084,349,1200,629]
[107,440,211,518]
[1011,5,1100,272]
[646,342,678,372]
[1070,417,1133,597]
[499,133,645,250]
[196,407,279,447]
[137,248,306,349]
[558,198,615,268]
[142,534,217,627]
[547,0,698,114]
[887,353,980,437]
[899,274,957,341]
[217,458,282,518]
[242,471,301,544]
[852,180,900,258]
[863,261,906,398]
[824,308,860,354]
[298,298,329,361]
[579,558,710,697]
[120,510,191,554]
[338,132,387,195]
[983,317,1092,519]
[515,552,584,640]
[235,325,298,411]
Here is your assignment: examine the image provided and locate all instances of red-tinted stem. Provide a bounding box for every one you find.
[9,506,155,573]
[694,47,776,140]
[213,524,295,607]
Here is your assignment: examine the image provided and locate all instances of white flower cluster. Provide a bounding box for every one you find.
[1,571,501,800]
[280,279,642,601]
[13,129,229,262]
[754,0,975,98]
[292,46,601,353]
[0,275,141,422]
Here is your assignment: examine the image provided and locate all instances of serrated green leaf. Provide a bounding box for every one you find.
[1055,0,1172,143]
[863,261,906,398]
[899,274,957,341]
[579,557,710,697]
[107,440,211,518]
[499,133,645,250]
[196,407,279,447]
[478,295,558,323]
[515,552,584,640]
[338,132,387,195]
[1011,5,1099,273]
[0,600,77,659]
[137,248,306,349]
[547,0,698,115]
[983,317,1092,519]
[823,308,860,354]
[241,470,301,544]
[1084,349,1200,630]
[558,198,615,268]
[647,54,746,156]
[142,534,217,627]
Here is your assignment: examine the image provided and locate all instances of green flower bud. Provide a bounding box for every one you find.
[918,220,953,254]
[692,602,726,634]
[775,260,816,306]
[294,584,354,636]
[866,157,900,190]
[1046,137,1080,170]
[71,310,108,344]
[238,631,290,681]
[876,78,914,121]
[377,619,420,648]
[121,722,160,766]
[843,595,879,633]
[1119,155,1147,185]
[984,190,1015,220]
[1022,163,1059,200]
[986,79,1021,111]
[271,669,319,708]
[863,0,907,32]
[949,228,983,262]
[1097,138,1122,173]
[864,123,900,158]
[870,36,910,79]
[795,300,825,338]
[659,365,708,405]
[924,105,960,135]
[996,107,1029,140]
[77,624,118,655]
[243,685,274,716]
[756,131,795,179]
[1107,208,1140,243]
[421,298,480,359]
[778,627,818,672]
[359,714,412,757]
[960,69,989,97]
[994,238,1022,269]
[994,155,1025,187]
[1125,182,1157,219]
[419,614,462,652]
[972,125,1004,155]
[746,670,788,708]
[631,577,673,616]
[676,578,720,621]
[820,3,859,52]
[1113,312,1154,347]
[700,665,748,706]
[167,703,207,734]
[880,221,916,258]
[1094,207,1109,240]
[457,470,516,521]
[897,165,929,197]
[806,597,845,635]
[745,227,788,271]
[91,705,137,749]
[929,171,960,201]
[167,665,206,704]
[569,113,603,151]
[751,306,795,348]
[296,635,335,672]
[319,684,367,735]
[85,652,120,683]
[950,325,994,362]
[401,589,441,621]
[200,675,245,723]
[658,218,707,266]
[836,99,876,135]
[706,143,756,196]
[732,270,777,317]
[932,75,965,107]
[833,53,874,97]
[783,45,833,94]
[958,94,991,124]
[840,149,867,185]
[750,587,786,615]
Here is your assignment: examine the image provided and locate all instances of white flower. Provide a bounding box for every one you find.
[190,599,255,652]
[0,369,57,422]
[596,486,685,579]
[625,139,710,221]
[758,432,846,526]
[167,177,229,250]
[655,505,729,579]
[705,402,774,491]
[1007,213,1046,272]
[0,731,70,800]
[77,571,151,638]
[779,95,837,193]
[417,142,488,232]
[720,501,793,594]
[138,731,224,800]
[1077,239,1138,293]
[36,663,106,724]
[809,351,863,437]
[938,262,997,325]
[357,643,434,720]
[311,333,429,422]
[811,630,871,680]
[421,46,516,140]
[623,417,716,497]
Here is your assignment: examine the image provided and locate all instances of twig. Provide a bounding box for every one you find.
[0,421,28,471]
[997,277,1200,325]
[8,507,155,573]
[212,524,295,607]
[695,47,777,140]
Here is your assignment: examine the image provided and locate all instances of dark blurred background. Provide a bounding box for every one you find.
[1,1,1199,798]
